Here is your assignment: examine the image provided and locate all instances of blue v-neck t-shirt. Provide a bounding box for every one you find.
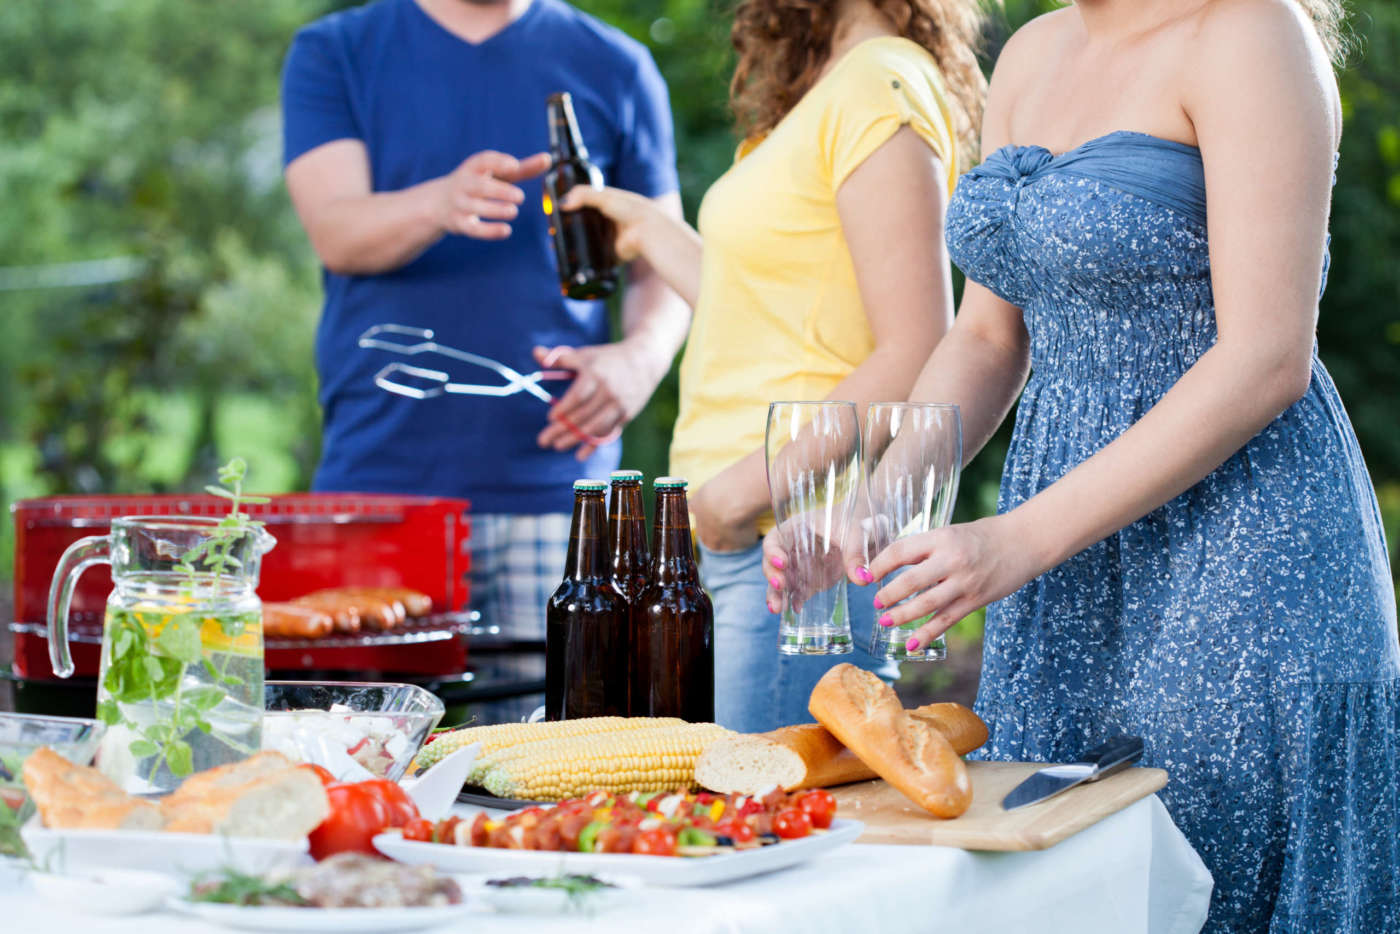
[281,0,677,513]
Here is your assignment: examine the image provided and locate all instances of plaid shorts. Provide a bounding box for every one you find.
[468,512,571,638]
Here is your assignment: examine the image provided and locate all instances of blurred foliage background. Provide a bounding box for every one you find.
[2,0,1397,706]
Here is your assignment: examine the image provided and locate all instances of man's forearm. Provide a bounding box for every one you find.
[619,251,692,386]
[304,178,447,276]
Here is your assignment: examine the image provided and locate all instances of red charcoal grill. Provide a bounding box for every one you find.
[10,493,472,684]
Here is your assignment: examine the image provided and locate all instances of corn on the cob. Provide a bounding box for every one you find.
[411,716,685,781]
[479,722,735,801]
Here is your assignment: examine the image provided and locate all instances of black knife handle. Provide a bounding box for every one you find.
[1080,734,1143,782]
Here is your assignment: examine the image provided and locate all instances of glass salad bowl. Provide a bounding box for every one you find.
[262,681,445,782]
[0,713,106,860]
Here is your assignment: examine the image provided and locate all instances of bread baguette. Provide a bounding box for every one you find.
[808,664,972,818]
[696,705,986,794]
[21,747,163,831]
[909,703,990,756]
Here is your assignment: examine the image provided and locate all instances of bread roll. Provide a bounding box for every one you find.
[21,747,163,831]
[262,602,335,639]
[808,664,972,818]
[696,703,987,794]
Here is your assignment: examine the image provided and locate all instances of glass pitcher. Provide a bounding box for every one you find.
[47,516,275,793]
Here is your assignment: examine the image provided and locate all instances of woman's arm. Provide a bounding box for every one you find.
[691,125,954,551]
[559,185,703,307]
[285,140,550,275]
[869,1,1341,648]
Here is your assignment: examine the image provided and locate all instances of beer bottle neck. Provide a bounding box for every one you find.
[546,93,588,162]
[650,490,698,583]
[609,484,648,562]
[565,491,609,580]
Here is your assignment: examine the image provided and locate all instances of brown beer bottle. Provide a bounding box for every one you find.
[607,470,651,714]
[543,92,618,300]
[635,478,715,721]
[546,480,627,720]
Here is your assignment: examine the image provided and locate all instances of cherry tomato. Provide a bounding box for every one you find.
[468,812,490,846]
[357,778,419,827]
[773,807,813,840]
[308,783,390,860]
[632,826,677,856]
[401,818,434,842]
[301,764,337,786]
[715,818,756,844]
[737,798,764,817]
[796,789,837,829]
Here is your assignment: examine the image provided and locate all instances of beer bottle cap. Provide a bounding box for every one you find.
[573,479,608,492]
[609,469,643,482]
[653,476,688,489]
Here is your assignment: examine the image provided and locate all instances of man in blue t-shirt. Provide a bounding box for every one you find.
[281,0,687,637]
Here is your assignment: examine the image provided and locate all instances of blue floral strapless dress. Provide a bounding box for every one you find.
[946,131,1400,933]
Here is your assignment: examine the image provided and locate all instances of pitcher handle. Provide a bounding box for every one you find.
[46,534,111,678]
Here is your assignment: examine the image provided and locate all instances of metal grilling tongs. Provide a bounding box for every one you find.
[357,323,620,447]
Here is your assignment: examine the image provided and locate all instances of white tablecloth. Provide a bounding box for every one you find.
[0,795,1212,933]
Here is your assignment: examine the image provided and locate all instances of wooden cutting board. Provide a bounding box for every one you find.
[830,761,1166,851]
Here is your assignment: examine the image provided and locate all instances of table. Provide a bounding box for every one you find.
[0,795,1212,933]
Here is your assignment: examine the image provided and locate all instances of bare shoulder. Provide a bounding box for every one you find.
[990,6,1077,88]
[1182,0,1340,145]
[981,8,1078,151]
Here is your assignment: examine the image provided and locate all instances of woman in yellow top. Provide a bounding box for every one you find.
[562,0,985,731]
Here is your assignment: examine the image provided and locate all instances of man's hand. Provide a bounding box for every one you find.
[532,339,667,460]
[435,150,551,241]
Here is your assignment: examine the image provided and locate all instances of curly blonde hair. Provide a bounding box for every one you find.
[1293,0,1349,63]
[729,0,988,164]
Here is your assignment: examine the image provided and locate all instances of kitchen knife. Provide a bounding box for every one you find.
[1000,735,1144,810]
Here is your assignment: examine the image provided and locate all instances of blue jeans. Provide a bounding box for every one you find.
[698,541,899,733]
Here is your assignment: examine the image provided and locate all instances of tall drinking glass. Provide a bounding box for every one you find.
[864,402,961,661]
[765,401,862,654]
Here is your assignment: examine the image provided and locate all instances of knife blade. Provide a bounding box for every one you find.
[1000,735,1144,810]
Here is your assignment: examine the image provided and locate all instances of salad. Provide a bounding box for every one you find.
[393,786,839,857]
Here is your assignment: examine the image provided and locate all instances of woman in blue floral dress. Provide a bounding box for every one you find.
[760,0,1397,930]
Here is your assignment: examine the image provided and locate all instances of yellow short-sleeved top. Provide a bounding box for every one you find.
[670,37,958,522]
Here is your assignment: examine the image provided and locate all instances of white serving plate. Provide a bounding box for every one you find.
[167,898,475,932]
[21,817,309,877]
[29,868,181,915]
[373,818,864,887]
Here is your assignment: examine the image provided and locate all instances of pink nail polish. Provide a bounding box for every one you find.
[856,566,874,585]
[878,614,893,627]
[905,636,921,652]
[766,600,777,613]
[873,597,885,610]
[772,556,785,570]
[770,577,782,589]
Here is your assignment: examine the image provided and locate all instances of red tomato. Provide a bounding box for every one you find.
[301,764,337,786]
[401,818,434,842]
[737,798,764,817]
[715,818,756,844]
[796,789,837,829]
[773,807,813,840]
[309,783,390,860]
[359,778,420,827]
[632,826,677,856]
